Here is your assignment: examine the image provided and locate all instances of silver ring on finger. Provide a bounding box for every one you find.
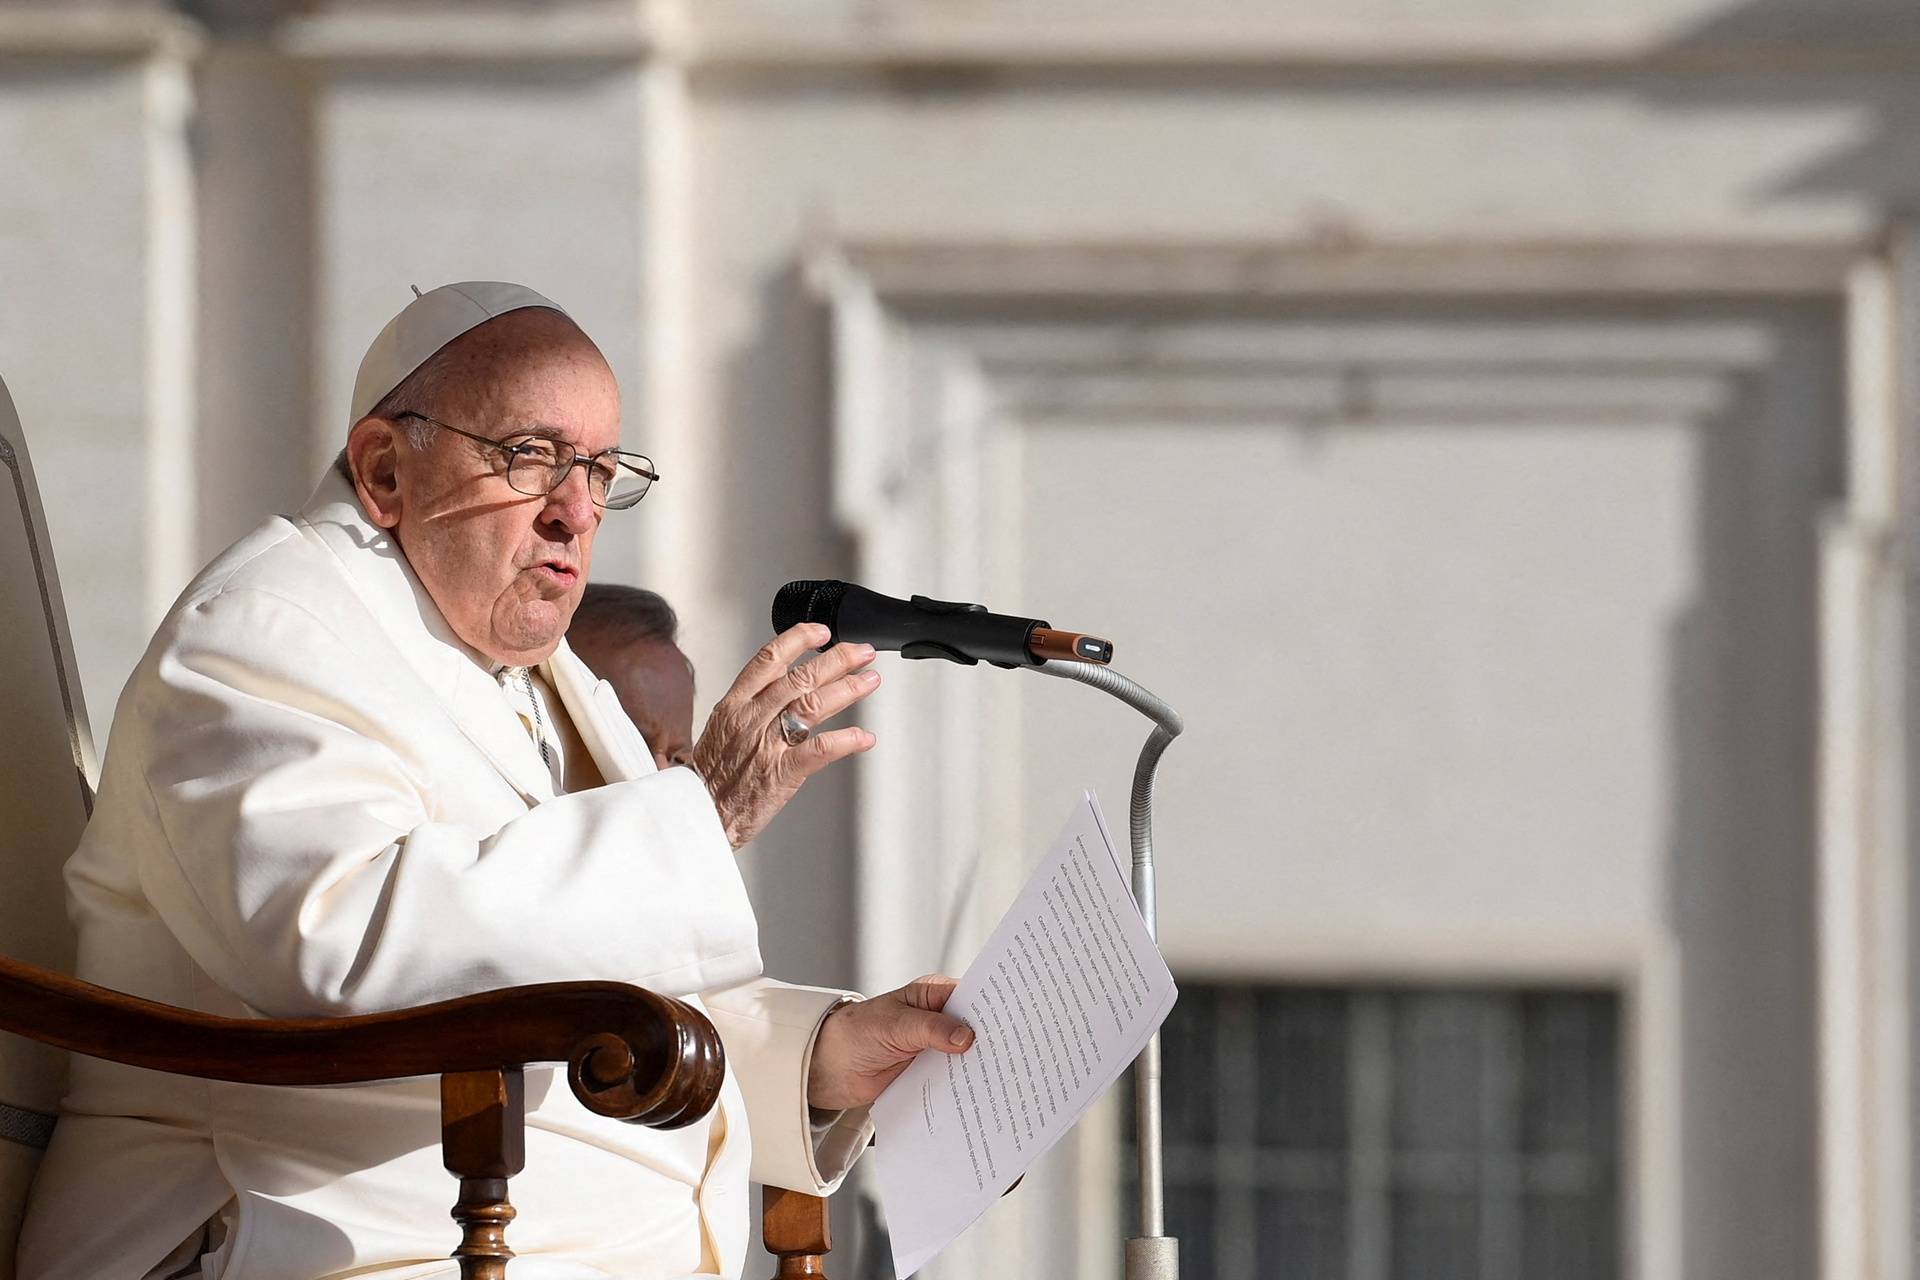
[779,707,812,746]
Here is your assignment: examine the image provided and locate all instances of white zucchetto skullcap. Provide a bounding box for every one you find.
[349,281,570,425]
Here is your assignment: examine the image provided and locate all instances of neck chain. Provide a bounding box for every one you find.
[515,666,555,773]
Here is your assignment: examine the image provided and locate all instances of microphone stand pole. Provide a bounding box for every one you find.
[1029,660,1183,1280]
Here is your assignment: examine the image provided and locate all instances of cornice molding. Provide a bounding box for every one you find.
[5,6,1915,75]
[688,10,1920,75]
[276,10,659,65]
[0,10,202,61]
[816,239,1870,305]
[809,235,1875,532]
[2,6,1914,75]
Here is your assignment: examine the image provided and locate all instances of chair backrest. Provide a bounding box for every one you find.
[0,373,97,1275]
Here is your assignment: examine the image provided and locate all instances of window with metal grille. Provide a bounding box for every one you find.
[1123,985,1620,1280]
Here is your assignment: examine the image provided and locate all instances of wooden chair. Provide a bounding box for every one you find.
[762,1188,834,1280]
[0,373,728,1279]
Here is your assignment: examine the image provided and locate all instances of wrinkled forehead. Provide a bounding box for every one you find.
[441,311,622,446]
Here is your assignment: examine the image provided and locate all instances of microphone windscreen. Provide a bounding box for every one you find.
[771,579,848,634]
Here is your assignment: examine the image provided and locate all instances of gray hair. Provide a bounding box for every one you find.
[332,345,459,484]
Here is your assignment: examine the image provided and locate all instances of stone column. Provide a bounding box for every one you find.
[0,3,199,727]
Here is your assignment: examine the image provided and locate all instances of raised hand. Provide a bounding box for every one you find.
[689,623,880,849]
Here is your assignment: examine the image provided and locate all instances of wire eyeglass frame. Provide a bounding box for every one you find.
[395,410,659,510]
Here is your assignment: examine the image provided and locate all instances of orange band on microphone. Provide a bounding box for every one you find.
[1029,628,1114,665]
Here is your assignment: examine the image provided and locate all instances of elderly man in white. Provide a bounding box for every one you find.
[18,283,970,1280]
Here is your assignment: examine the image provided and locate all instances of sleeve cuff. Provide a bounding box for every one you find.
[800,998,875,1187]
[702,980,875,1193]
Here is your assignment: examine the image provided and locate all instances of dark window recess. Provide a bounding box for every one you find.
[1122,985,1620,1280]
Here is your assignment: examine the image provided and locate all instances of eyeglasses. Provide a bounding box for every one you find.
[396,411,659,511]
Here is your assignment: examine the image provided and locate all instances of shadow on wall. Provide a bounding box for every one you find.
[712,260,863,993]
[1650,4,1911,1278]
[1662,305,1842,1280]
[1656,0,1920,207]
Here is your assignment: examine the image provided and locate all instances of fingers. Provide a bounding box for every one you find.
[718,623,833,707]
[782,669,882,745]
[903,974,960,1012]
[782,725,877,781]
[753,641,880,728]
[690,626,886,851]
[713,625,880,738]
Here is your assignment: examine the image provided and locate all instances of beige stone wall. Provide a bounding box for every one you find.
[4,1,1919,1277]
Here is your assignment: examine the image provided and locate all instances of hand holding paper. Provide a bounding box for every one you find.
[809,976,976,1112]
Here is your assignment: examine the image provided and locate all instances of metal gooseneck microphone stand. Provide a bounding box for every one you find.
[1029,659,1184,1280]
[769,578,1183,1274]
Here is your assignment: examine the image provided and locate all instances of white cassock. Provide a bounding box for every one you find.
[18,473,871,1280]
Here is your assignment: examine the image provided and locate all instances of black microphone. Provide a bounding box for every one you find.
[771,580,1114,668]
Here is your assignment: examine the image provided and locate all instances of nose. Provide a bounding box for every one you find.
[541,461,600,533]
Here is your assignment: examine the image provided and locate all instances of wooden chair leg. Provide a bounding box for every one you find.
[763,1186,832,1280]
[442,1068,527,1280]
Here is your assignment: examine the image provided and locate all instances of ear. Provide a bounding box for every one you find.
[346,417,405,529]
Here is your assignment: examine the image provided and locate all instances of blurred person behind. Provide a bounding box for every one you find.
[569,582,696,771]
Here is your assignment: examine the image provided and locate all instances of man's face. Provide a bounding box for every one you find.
[597,637,696,770]
[353,313,622,668]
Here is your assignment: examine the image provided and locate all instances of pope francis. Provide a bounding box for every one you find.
[17,283,971,1280]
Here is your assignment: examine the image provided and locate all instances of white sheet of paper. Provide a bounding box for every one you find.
[871,791,1179,1277]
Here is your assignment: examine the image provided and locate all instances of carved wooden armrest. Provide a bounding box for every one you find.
[0,954,726,1275]
[0,953,724,1127]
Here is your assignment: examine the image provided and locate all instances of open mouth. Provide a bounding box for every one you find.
[533,560,578,587]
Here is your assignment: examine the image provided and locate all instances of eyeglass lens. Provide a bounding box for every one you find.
[505,440,651,508]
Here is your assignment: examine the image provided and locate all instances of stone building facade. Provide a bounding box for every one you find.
[4,1,1918,1277]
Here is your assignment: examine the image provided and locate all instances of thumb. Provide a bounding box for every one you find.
[894,1002,974,1054]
